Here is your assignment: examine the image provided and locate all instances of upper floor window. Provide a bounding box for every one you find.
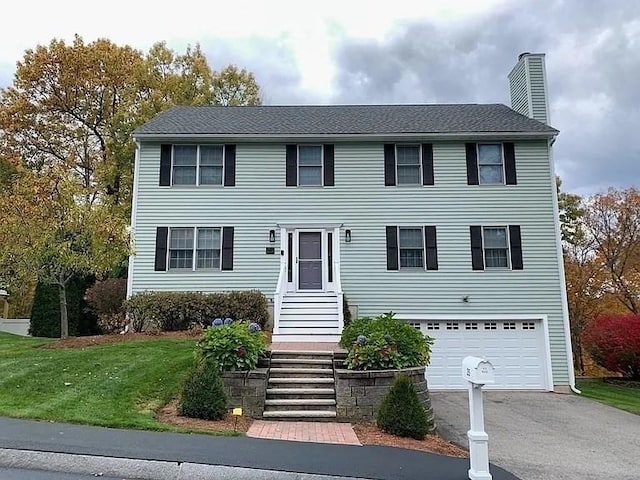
[477,144,504,184]
[396,145,422,185]
[172,145,224,186]
[399,227,424,268]
[168,227,221,270]
[482,227,509,268]
[298,145,323,186]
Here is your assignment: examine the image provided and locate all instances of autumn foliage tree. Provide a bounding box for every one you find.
[584,314,640,379]
[0,166,129,337]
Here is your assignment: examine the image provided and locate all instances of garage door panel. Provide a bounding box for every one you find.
[423,319,547,390]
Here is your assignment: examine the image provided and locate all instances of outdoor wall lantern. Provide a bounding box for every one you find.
[269,230,276,243]
[345,229,352,243]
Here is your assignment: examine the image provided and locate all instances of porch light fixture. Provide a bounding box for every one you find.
[269,230,276,243]
[345,229,352,243]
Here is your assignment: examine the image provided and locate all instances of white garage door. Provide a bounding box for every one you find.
[419,319,549,390]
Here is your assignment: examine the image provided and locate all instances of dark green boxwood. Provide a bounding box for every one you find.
[340,312,433,370]
[178,358,227,420]
[196,321,267,371]
[124,290,269,332]
[377,375,430,440]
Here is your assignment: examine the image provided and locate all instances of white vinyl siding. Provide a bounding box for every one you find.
[132,140,570,386]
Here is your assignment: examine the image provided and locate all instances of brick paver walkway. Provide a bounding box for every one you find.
[247,421,361,446]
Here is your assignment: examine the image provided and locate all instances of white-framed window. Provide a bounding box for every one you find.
[172,145,224,186]
[168,227,221,270]
[396,145,421,185]
[477,144,504,184]
[298,145,323,186]
[483,226,510,268]
[399,227,424,268]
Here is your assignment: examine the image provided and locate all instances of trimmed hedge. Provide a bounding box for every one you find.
[29,275,99,338]
[85,278,127,334]
[377,375,430,440]
[124,290,270,332]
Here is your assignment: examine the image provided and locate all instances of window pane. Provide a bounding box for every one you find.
[197,228,220,249]
[400,249,424,268]
[169,249,193,269]
[397,165,421,184]
[484,228,507,248]
[200,145,223,166]
[396,146,420,165]
[196,249,220,269]
[299,166,322,185]
[478,144,502,165]
[169,228,194,249]
[298,146,322,166]
[199,166,223,185]
[485,248,508,268]
[173,166,196,185]
[173,146,197,166]
[479,165,504,184]
[399,228,423,248]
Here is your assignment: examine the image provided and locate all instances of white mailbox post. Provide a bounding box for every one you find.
[462,356,495,480]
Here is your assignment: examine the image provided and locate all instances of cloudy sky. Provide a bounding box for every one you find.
[1,0,638,195]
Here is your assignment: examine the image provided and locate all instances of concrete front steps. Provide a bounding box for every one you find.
[263,351,337,420]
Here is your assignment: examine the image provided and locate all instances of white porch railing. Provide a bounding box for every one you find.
[273,227,288,335]
[333,226,345,333]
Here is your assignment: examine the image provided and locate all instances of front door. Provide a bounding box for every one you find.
[298,231,323,290]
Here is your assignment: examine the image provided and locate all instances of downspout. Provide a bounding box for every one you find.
[549,136,581,394]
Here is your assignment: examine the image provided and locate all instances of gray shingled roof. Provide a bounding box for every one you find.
[134,104,558,136]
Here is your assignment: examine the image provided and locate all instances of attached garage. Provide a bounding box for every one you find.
[413,317,552,390]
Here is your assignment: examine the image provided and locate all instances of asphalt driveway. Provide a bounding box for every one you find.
[431,391,640,480]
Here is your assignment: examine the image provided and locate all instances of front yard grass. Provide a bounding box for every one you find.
[0,332,226,432]
[577,378,640,415]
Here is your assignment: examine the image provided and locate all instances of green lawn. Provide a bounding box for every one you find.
[577,378,640,415]
[0,332,220,432]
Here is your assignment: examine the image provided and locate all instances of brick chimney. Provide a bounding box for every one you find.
[508,53,550,124]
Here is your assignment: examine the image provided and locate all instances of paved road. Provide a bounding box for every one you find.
[431,391,640,480]
[0,467,126,479]
[0,416,519,480]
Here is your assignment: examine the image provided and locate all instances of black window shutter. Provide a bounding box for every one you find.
[384,144,396,186]
[386,226,399,270]
[509,225,523,270]
[466,143,479,185]
[504,142,517,185]
[160,144,172,186]
[421,144,434,186]
[286,145,297,186]
[323,144,335,186]
[470,226,484,270]
[221,227,234,271]
[154,227,168,271]
[424,226,438,270]
[224,144,236,187]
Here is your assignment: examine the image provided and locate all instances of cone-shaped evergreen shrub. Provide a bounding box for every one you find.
[178,358,227,420]
[376,375,429,440]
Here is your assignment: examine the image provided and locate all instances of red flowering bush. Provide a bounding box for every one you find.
[584,314,640,379]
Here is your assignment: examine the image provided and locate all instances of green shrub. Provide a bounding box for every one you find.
[178,358,227,420]
[342,294,352,327]
[85,278,127,334]
[196,321,267,371]
[340,312,433,370]
[123,290,270,332]
[377,375,430,440]
[30,275,99,338]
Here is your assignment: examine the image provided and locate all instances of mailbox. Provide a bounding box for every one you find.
[462,356,495,385]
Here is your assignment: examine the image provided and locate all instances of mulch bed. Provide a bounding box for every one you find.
[39,330,201,349]
[353,423,468,457]
[603,377,640,389]
[157,400,254,433]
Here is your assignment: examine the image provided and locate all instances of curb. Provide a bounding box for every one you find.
[0,448,371,480]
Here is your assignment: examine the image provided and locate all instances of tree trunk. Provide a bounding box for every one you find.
[59,283,69,339]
